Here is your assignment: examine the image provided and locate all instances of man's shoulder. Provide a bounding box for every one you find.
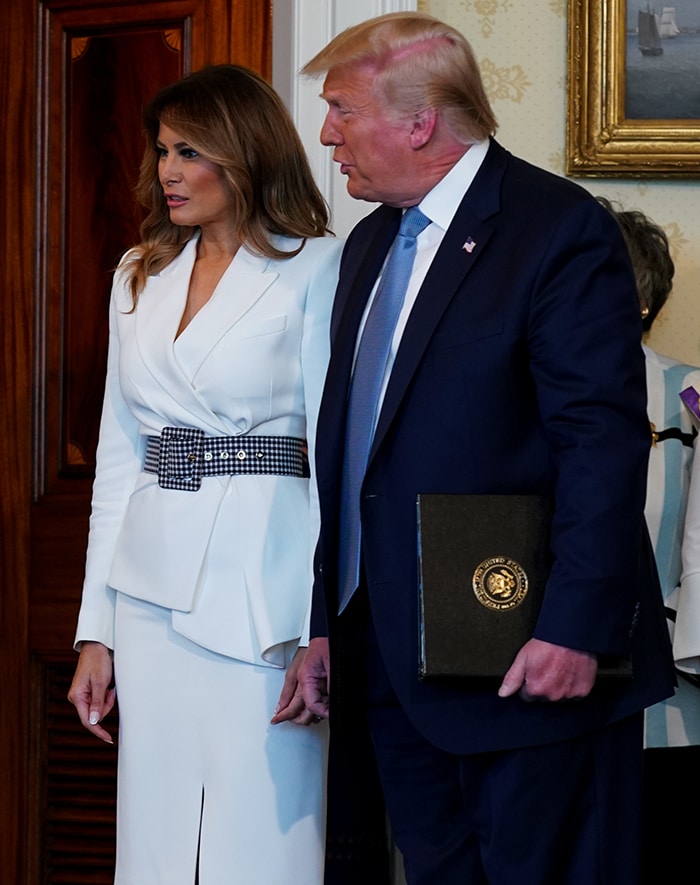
[497,142,592,209]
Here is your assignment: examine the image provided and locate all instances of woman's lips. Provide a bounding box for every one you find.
[164,194,188,207]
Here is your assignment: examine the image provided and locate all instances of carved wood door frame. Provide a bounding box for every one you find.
[1,2,270,881]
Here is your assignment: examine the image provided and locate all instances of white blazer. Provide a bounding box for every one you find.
[75,234,343,667]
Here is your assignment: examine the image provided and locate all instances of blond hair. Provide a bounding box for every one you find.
[123,65,330,306]
[302,12,497,145]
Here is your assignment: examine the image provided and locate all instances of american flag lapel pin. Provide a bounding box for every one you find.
[462,236,476,254]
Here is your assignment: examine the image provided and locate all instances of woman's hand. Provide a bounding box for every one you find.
[271,647,324,727]
[67,641,116,744]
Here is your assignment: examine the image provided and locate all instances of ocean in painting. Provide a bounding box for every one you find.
[625,3,700,118]
[626,0,700,32]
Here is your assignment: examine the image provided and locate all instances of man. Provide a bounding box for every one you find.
[296,12,675,884]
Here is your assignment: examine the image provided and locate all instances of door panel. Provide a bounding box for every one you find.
[1,2,270,881]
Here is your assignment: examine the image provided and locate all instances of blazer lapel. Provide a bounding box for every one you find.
[133,238,277,432]
[370,140,508,460]
[173,245,277,378]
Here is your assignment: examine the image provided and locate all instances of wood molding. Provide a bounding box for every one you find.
[1,2,270,881]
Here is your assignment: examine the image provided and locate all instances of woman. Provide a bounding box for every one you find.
[68,65,342,884]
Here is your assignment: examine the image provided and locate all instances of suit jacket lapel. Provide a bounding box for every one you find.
[370,140,507,460]
[330,206,401,344]
[323,206,400,416]
[316,206,401,490]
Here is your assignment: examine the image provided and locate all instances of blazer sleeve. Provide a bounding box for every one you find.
[74,266,145,651]
[675,442,700,673]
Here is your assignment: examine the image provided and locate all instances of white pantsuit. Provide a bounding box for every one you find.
[75,234,343,883]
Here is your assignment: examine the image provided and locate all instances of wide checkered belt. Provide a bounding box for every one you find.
[143,427,308,491]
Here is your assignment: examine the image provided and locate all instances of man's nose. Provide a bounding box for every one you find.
[320,114,340,147]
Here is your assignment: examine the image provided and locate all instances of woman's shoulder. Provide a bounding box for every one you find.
[645,344,700,380]
[271,233,344,262]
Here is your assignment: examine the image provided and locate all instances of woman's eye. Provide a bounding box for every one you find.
[180,148,199,159]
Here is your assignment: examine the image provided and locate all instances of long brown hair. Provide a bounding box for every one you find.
[123,64,331,306]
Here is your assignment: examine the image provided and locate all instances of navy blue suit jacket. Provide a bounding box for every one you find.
[312,139,675,755]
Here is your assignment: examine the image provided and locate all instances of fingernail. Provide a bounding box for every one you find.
[89,711,99,725]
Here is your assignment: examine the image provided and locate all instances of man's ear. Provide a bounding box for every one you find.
[408,108,438,149]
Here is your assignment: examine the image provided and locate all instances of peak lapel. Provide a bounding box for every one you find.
[133,240,277,433]
[316,207,401,482]
[370,140,508,459]
[324,206,401,396]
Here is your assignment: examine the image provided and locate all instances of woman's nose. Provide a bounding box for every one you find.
[160,155,180,185]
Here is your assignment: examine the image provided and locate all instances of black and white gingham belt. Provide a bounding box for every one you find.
[143,427,308,491]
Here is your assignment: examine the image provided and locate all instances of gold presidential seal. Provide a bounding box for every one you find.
[472,556,529,611]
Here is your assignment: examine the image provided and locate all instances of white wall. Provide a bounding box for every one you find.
[272,0,417,236]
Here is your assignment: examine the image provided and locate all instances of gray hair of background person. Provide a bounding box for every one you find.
[597,196,675,334]
[302,11,498,146]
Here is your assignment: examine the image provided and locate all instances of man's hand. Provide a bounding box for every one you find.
[498,637,598,702]
[271,647,324,726]
[296,637,331,720]
[67,641,116,744]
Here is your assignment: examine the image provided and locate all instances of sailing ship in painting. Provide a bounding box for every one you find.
[658,7,681,38]
[627,2,699,119]
[638,7,681,56]
[638,7,663,56]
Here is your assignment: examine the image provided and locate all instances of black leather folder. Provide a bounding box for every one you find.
[417,494,632,680]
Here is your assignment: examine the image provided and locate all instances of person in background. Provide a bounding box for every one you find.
[599,196,700,883]
[67,64,342,884]
[297,13,675,885]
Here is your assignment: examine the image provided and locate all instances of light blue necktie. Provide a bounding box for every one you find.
[337,206,431,614]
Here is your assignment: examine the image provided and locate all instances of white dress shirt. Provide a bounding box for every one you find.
[355,138,490,415]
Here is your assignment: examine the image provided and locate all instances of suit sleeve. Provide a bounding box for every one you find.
[527,200,650,656]
[298,238,342,645]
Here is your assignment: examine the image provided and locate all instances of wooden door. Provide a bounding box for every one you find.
[0,2,270,881]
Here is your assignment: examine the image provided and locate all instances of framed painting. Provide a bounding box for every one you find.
[567,0,700,177]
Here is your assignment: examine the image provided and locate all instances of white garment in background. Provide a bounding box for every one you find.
[643,344,700,747]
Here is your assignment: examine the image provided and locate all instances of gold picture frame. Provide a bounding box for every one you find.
[567,0,700,178]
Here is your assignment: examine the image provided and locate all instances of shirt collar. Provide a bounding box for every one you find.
[419,138,490,232]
